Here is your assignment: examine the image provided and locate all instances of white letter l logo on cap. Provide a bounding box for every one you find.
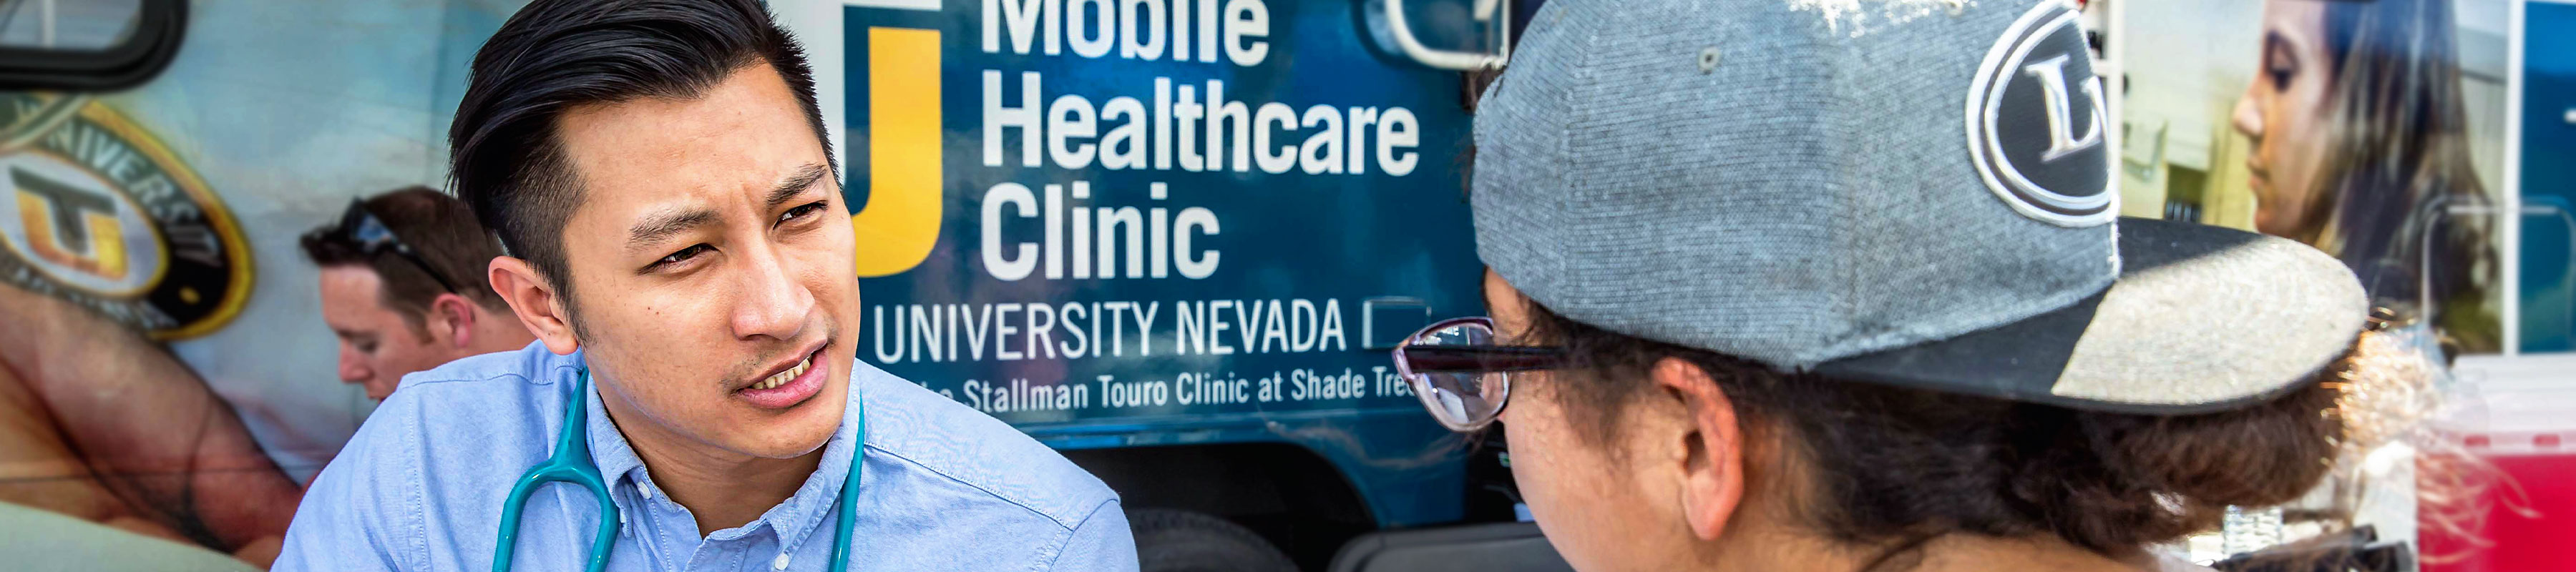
[2021,54,2104,163]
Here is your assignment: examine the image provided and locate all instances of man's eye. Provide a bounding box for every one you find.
[653,244,712,268]
[780,201,828,224]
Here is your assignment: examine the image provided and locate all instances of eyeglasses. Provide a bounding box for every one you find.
[1390,317,1567,432]
[306,199,459,292]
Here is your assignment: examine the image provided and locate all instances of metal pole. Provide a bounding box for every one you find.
[2504,0,2529,355]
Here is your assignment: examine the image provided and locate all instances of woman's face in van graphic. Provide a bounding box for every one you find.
[2231,0,2336,240]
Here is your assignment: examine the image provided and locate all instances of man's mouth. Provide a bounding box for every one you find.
[734,342,829,410]
[750,354,812,390]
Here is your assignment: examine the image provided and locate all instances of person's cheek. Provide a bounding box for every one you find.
[2256,94,2302,227]
[801,225,863,355]
[596,296,676,413]
[2262,94,2290,172]
[365,352,401,397]
[821,219,861,309]
[2276,112,2323,216]
[1501,386,1571,518]
[381,347,427,390]
[645,300,713,403]
[1501,417,1556,521]
[1504,393,1623,572]
[801,243,850,307]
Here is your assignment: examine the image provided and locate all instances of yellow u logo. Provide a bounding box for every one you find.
[849,26,945,277]
[14,170,127,281]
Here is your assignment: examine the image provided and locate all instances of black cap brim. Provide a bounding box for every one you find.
[1812,217,2371,415]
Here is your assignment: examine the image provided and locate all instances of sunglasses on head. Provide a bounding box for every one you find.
[307,199,459,293]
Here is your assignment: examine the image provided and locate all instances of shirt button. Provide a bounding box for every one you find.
[637,482,653,500]
[772,553,791,570]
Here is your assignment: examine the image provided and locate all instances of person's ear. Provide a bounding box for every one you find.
[426,293,477,350]
[1650,356,1746,541]
[488,256,578,355]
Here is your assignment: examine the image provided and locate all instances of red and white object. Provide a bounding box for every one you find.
[2421,353,2576,572]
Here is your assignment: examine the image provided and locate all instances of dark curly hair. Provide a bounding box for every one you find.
[1517,299,2358,567]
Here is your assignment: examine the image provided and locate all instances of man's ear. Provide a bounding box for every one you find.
[426,293,479,350]
[1650,356,1746,541]
[488,256,579,355]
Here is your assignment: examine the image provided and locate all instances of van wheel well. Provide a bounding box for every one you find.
[1065,443,1375,570]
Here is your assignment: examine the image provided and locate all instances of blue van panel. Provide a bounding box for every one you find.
[834,0,1488,526]
[2522,1,2576,352]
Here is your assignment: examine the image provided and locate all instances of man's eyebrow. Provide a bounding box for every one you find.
[625,165,827,252]
[765,164,831,209]
[628,207,719,250]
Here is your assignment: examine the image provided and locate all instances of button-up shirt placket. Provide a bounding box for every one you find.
[582,375,858,572]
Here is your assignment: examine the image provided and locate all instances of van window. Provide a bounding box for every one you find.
[0,0,182,91]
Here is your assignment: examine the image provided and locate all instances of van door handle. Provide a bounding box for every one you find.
[1366,0,1511,71]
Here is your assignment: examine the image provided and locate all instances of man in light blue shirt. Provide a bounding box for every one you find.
[273,0,1136,570]
[279,346,1131,571]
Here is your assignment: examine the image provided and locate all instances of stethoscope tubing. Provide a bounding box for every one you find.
[492,368,865,572]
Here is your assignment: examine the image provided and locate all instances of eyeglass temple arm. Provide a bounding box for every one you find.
[391,249,461,293]
[343,199,464,293]
[1400,345,1565,373]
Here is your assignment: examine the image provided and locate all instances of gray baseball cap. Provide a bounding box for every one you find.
[1471,0,2368,414]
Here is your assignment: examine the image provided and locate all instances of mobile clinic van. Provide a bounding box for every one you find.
[766,0,1540,568]
[0,0,1550,570]
[6,0,2571,571]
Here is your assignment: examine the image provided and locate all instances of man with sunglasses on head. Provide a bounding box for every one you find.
[301,186,536,401]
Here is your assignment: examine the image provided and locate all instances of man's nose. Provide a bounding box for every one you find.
[338,346,369,383]
[729,242,816,341]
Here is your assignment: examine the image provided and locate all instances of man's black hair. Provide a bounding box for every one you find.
[448,0,834,302]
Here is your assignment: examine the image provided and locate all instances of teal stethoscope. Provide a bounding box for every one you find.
[493,369,867,572]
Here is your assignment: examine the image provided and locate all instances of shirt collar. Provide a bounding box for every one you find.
[578,356,867,552]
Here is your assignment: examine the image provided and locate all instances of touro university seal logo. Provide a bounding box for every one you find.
[1965,0,2114,227]
[0,94,251,339]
